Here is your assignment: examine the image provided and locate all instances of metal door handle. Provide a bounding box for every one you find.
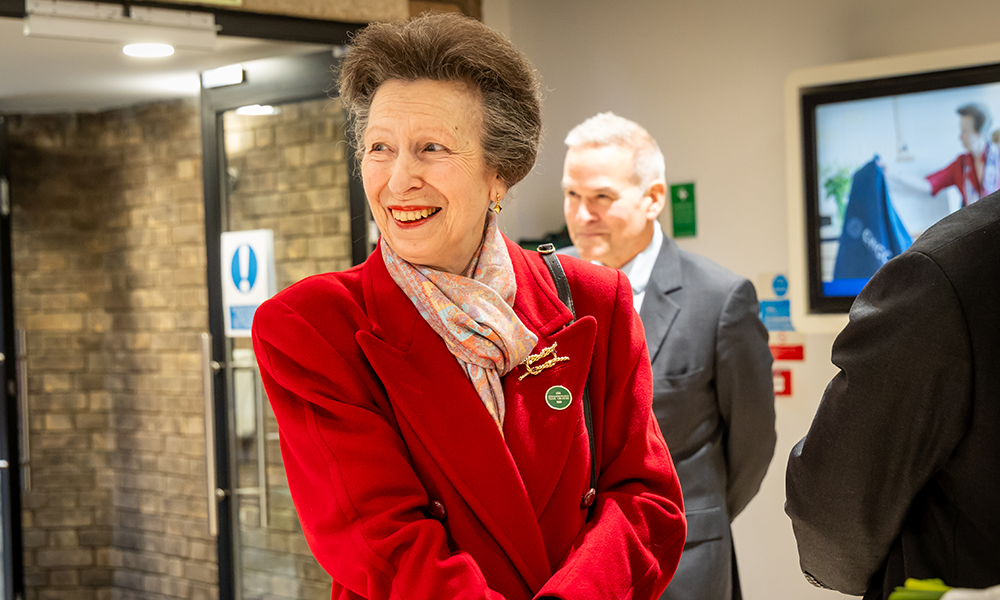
[17,329,30,490]
[202,332,220,537]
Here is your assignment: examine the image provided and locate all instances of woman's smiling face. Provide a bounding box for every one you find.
[361,78,505,274]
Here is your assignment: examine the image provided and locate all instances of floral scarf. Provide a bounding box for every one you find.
[381,211,538,435]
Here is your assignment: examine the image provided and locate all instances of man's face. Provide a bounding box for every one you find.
[959,115,985,155]
[562,144,663,269]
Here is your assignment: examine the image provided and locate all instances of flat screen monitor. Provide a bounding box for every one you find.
[801,62,1000,313]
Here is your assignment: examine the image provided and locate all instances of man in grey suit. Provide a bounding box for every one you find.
[786,192,1000,599]
[560,112,776,600]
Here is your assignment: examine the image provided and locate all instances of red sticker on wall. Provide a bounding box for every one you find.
[773,369,792,396]
[770,345,804,361]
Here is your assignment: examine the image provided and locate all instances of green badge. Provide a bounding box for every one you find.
[545,385,572,410]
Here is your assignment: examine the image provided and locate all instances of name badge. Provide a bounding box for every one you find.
[545,385,572,410]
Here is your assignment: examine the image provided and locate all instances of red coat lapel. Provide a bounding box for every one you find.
[357,242,554,590]
[503,240,598,518]
[502,315,597,517]
[355,239,600,592]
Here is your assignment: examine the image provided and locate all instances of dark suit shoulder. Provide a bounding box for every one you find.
[555,244,580,258]
[908,191,1000,260]
[520,244,621,293]
[676,247,749,299]
[515,243,629,329]
[892,193,1000,315]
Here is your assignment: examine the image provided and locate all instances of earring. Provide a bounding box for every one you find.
[492,192,503,214]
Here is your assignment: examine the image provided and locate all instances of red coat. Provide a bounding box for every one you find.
[252,236,686,599]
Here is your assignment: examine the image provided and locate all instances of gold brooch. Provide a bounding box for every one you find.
[519,342,570,381]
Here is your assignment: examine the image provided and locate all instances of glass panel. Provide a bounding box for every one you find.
[222,97,352,600]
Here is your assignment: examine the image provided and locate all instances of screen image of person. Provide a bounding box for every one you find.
[889,103,1000,207]
[816,95,1000,297]
[250,14,686,600]
[559,112,776,600]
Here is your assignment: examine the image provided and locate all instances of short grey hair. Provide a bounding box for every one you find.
[564,112,665,187]
[957,102,992,134]
[337,12,542,189]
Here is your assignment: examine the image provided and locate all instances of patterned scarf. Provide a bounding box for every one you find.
[381,211,538,434]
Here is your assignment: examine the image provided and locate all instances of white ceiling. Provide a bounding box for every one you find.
[0,16,330,114]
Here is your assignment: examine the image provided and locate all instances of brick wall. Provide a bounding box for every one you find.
[9,99,216,600]
[223,99,353,289]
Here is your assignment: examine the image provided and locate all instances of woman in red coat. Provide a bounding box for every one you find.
[251,12,685,599]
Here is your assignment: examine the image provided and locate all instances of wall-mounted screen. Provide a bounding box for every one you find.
[802,63,1000,312]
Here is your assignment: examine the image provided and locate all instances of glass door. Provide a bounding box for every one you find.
[0,114,25,600]
[201,50,372,600]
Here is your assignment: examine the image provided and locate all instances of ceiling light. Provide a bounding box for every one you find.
[123,43,174,58]
[235,105,279,116]
[201,64,244,89]
[24,0,217,50]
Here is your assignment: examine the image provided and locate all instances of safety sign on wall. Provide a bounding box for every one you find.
[669,182,697,238]
[773,369,793,396]
[221,229,276,338]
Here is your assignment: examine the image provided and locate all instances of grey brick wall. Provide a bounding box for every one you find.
[223,98,354,288]
[9,100,216,600]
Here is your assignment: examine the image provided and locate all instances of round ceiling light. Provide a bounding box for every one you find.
[123,43,175,58]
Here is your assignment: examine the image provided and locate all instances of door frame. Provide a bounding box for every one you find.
[199,47,367,600]
[0,114,25,600]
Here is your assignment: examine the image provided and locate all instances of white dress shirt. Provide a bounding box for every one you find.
[614,221,664,313]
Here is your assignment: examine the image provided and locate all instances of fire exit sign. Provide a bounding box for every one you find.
[670,182,697,238]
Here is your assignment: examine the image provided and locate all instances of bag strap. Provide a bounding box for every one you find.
[536,243,598,518]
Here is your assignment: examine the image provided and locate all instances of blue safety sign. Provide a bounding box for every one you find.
[771,274,788,297]
[231,244,258,293]
[221,230,275,337]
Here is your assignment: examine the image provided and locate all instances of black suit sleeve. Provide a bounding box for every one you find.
[785,250,973,594]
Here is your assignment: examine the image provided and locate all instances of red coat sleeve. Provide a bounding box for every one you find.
[252,294,506,600]
[926,156,963,196]
[537,267,687,599]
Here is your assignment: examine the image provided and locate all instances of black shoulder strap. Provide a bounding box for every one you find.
[536,244,597,518]
[538,245,576,319]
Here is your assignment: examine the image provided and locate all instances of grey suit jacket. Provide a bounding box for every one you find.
[561,240,776,600]
[785,192,1000,599]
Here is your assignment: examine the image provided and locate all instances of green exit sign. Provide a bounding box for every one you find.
[670,182,696,238]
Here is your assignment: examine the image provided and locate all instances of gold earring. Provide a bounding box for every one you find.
[492,193,503,214]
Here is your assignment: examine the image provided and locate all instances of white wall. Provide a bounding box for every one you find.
[484,1,1000,598]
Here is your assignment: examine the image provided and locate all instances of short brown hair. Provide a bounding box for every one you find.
[337,12,542,188]
[957,103,991,134]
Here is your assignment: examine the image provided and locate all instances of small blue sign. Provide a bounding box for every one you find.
[221,229,275,338]
[230,306,257,331]
[231,244,258,293]
[760,299,794,332]
[772,274,788,297]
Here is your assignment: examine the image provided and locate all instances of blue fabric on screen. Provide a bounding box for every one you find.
[832,158,912,280]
